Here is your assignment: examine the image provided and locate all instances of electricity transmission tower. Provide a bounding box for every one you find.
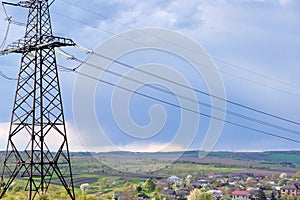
[0,0,75,199]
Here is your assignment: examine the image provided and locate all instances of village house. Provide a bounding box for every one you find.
[189,181,202,189]
[280,184,300,197]
[208,189,223,200]
[79,183,90,191]
[167,175,182,185]
[160,188,176,199]
[175,188,190,199]
[232,190,251,200]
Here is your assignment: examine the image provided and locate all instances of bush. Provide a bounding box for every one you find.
[38,194,49,200]
[11,186,20,193]
[187,189,213,200]
[86,194,97,200]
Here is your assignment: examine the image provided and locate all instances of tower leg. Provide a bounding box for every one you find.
[0,0,76,199]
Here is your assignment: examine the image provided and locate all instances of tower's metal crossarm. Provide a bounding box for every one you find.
[0,0,75,199]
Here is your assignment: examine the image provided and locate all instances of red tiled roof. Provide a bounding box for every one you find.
[232,190,249,195]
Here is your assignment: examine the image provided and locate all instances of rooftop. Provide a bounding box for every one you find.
[232,190,249,196]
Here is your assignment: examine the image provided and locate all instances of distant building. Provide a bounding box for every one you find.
[208,172,223,178]
[160,188,176,199]
[189,181,202,189]
[80,183,90,191]
[207,172,216,178]
[232,190,250,200]
[167,176,181,184]
[280,184,300,197]
[175,188,190,199]
[279,173,287,179]
[208,189,223,200]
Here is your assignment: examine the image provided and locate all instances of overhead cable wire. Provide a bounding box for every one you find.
[0,69,17,80]
[1,2,26,26]
[52,11,118,37]
[59,0,300,91]
[57,47,300,129]
[52,10,300,99]
[220,70,300,98]
[0,21,11,50]
[58,64,300,144]
[2,1,298,141]
[62,56,300,137]
[1,2,26,50]
[1,3,12,50]
[82,51,300,126]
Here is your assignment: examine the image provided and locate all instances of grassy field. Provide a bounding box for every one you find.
[67,150,300,185]
[0,151,298,199]
[268,152,300,163]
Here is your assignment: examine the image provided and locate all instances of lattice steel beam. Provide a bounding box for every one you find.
[0,0,75,199]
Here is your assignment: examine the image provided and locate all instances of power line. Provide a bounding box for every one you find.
[52,11,117,37]
[58,0,300,91]
[0,21,11,50]
[220,70,300,99]
[82,51,300,126]
[52,10,300,99]
[0,69,17,80]
[63,55,300,137]
[58,64,300,144]
[2,0,298,144]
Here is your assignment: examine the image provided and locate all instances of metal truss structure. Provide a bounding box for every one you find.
[0,0,75,199]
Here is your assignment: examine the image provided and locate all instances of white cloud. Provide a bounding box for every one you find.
[73,0,299,151]
[0,122,85,152]
[1,0,299,152]
[239,0,294,6]
[278,0,293,6]
[62,122,86,152]
[97,0,203,29]
[0,122,10,149]
[119,142,185,152]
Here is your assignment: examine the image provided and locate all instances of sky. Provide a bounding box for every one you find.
[0,0,299,153]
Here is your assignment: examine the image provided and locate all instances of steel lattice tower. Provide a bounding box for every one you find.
[0,0,75,199]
